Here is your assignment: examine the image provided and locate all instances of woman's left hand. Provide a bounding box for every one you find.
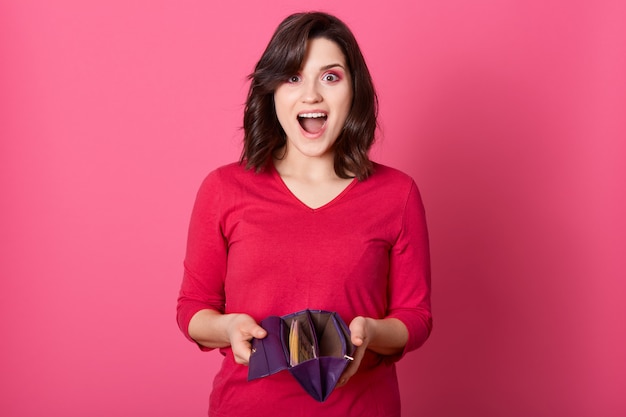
[335,316,408,388]
[335,316,374,388]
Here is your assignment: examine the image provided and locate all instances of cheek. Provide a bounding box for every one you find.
[274,111,297,139]
[273,89,297,117]
[273,95,289,125]
[275,111,290,134]
[338,93,353,123]
[337,87,353,113]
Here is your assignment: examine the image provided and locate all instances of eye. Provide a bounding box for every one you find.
[287,75,301,83]
[322,73,341,82]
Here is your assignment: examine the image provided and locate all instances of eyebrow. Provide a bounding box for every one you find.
[320,63,347,71]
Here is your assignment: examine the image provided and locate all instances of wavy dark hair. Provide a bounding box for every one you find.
[241,12,378,180]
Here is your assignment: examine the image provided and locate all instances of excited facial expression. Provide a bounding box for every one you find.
[274,37,353,161]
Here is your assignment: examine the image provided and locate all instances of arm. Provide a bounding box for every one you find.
[177,169,266,364]
[384,180,432,354]
[338,180,432,386]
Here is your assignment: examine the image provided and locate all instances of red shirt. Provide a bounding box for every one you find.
[177,162,432,417]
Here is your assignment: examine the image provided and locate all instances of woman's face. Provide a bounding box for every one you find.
[274,37,353,161]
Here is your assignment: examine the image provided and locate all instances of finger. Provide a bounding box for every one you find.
[349,318,367,346]
[336,343,366,388]
[235,326,265,365]
[236,316,266,340]
[251,324,267,339]
[336,361,358,387]
[232,340,252,365]
[336,362,356,388]
[352,333,365,346]
[233,351,249,365]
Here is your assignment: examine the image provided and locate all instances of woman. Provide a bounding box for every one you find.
[177,12,432,417]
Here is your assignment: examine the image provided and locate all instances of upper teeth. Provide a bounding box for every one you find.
[299,113,326,118]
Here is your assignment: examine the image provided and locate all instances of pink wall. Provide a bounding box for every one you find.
[1,1,624,416]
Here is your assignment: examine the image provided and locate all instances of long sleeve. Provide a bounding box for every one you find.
[176,170,227,345]
[386,180,432,356]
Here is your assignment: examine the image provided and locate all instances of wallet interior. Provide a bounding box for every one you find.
[310,311,348,358]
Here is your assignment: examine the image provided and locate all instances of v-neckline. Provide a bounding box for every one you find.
[270,163,357,212]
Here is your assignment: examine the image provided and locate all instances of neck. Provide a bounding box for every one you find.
[273,148,337,182]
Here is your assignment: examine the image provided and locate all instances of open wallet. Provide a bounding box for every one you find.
[248,309,356,402]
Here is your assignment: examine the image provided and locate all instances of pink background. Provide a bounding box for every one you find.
[1,1,625,416]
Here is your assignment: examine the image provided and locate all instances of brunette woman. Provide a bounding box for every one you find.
[177,12,432,417]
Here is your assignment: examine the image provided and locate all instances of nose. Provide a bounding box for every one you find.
[301,80,322,104]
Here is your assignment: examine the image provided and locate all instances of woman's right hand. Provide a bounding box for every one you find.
[224,313,268,365]
[188,309,267,365]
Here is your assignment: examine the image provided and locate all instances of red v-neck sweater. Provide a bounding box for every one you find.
[177,162,432,417]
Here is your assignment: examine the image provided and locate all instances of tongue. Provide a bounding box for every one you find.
[300,117,325,134]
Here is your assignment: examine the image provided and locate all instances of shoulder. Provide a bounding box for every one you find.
[366,162,418,192]
[370,162,414,182]
[207,161,249,180]
[200,161,260,186]
[197,161,274,198]
[194,162,240,198]
[362,163,425,208]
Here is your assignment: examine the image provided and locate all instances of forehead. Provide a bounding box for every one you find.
[300,37,348,68]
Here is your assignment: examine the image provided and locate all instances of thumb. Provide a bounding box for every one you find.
[251,325,267,339]
[349,316,367,346]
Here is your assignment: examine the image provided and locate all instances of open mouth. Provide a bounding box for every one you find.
[298,112,328,134]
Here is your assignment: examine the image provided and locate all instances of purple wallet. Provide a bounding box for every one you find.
[248,309,356,402]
